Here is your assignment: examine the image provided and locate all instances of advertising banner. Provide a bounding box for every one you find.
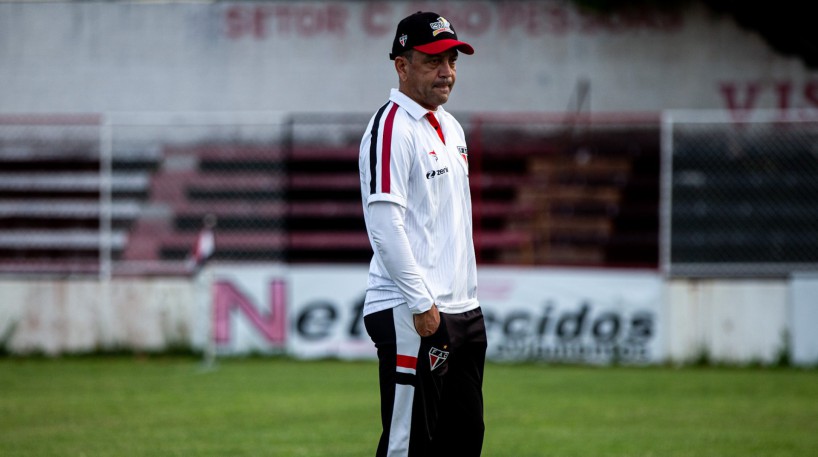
[479,267,663,364]
[204,265,289,355]
[287,266,374,360]
[206,265,664,364]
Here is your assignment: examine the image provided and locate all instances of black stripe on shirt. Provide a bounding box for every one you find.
[369,101,391,195]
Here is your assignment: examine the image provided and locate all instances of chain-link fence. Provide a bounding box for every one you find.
[17,110,816,279]
[0,112,376,277]
[468,113,661,267]
[662,110,818,277]
[108,113,290,275]
[0,115,105,275]
[1,112,670,277]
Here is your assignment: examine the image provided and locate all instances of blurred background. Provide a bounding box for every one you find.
[1,0,816,366]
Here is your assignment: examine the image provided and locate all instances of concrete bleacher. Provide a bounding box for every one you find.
[0,117,661,274]
[472,124,660,267]
[285,145,369,262]
[125,143,368,265]
[123,144,287,264]
[0,124,155,274]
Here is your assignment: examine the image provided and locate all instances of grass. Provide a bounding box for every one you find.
[1,357,816,457]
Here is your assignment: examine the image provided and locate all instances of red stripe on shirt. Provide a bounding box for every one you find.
[396,354,417,370]
[380,103,399,194]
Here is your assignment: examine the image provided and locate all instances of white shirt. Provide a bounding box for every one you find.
[359,88,479,316]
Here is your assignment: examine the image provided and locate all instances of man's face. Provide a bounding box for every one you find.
[397,49,458,110]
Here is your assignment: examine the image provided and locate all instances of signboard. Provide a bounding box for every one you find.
[479,267,663,364]
[205,265,664,364]
[288,266,374,360]
[204,265,289,355]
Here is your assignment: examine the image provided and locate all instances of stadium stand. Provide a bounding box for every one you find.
[470,119,660,267]
[0,118,154,274]
[123,144,288,264]
[0,115,661,275]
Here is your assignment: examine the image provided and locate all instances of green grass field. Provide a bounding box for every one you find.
[1,357,816,457]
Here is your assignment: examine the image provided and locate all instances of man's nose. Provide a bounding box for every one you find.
[439,62,453,78]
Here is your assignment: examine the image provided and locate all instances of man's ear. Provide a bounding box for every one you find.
[395,57,409,82]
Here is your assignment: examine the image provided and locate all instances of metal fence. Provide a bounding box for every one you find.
[468,113,661,267]
[109,113,295,274]
[9,110,815,279]
[661,110,818,277]
[1,113,293,277]
[0,115,105,276]
[1,111,667,277]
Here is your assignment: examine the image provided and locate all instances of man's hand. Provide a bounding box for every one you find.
[413,304,440,337]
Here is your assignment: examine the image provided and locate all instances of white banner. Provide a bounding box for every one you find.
[288,266,374,360]
[479,267,663,364]
[206,265,664,364]
[205,265,289,355]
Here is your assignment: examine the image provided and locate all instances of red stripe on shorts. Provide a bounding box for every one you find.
[396,354,417,370]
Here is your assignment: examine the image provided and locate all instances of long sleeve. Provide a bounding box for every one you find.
[368,201,435,314]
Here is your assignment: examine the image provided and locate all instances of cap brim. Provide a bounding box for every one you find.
[414,39,475,56]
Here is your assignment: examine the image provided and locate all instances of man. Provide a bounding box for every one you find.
[358,11,487,457]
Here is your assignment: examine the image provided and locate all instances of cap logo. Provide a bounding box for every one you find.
[399,34,408,47]
[429,16,453,36]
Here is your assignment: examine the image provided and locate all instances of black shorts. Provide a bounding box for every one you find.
[364,305,487,457]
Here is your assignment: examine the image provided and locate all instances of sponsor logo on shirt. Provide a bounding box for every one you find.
[426,167,449,179]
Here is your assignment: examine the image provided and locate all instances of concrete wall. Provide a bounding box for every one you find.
[2,1,817,115]
[2,273,811,365]
[665,279,789,364]
[0,279,194,355]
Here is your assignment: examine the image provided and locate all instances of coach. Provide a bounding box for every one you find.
[358,11,487,457]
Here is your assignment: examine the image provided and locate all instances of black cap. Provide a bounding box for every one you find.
[389,12,475,60]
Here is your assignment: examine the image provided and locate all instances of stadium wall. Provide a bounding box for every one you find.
[1,268,813,366]
[1,1,817,115]
[666,279,789,364]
